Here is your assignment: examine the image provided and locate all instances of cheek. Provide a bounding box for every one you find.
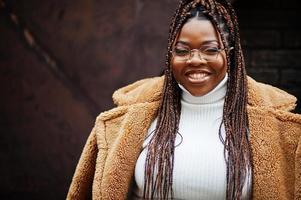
[221,52,228,70]
[216,60,226,71]
[214,54,227,74]
[171,59,183,79]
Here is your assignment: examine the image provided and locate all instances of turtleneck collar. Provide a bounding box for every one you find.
[178,73,228,105]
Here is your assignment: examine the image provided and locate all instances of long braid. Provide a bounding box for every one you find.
[215,1,252,199]
[144,2,195,198]
[143,0,252,199]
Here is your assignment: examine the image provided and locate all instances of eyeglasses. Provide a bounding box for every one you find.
[171,45,234,62]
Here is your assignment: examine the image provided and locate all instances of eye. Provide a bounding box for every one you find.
[202,47,220,55]
[174,47,190,56]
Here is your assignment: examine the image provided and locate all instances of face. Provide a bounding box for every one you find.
[171,18,227,96]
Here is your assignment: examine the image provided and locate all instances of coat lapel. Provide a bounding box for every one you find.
[246,107,300,199]
[101,101,160,199]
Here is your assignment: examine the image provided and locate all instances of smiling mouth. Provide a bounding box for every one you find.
[186,72,211,83]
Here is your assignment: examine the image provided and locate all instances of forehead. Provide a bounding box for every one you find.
[176,18,219,45]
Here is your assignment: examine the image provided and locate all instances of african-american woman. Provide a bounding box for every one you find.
[67,0,301,199]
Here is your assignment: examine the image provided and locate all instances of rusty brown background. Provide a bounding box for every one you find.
[0,0,300,199]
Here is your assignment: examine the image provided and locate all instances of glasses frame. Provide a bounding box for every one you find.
[171,46,234,62]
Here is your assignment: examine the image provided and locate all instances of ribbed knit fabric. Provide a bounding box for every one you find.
[132,74,251,199]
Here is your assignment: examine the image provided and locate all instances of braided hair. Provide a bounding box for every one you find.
[143,0,252,199]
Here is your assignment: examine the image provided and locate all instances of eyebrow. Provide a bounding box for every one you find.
[176,40,219,46]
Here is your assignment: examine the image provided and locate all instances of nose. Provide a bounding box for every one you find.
[186,51,206,66]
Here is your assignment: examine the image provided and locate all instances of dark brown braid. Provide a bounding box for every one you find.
[144,0,252,199]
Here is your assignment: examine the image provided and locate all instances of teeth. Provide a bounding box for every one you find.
[188,73,207,79]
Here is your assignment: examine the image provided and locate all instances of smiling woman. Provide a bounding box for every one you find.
[67,0,301,200]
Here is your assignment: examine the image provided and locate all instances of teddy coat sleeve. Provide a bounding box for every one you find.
[295,134,301,198]
[66,126,98,200]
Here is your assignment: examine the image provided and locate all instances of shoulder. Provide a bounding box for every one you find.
[91,76,164,143]
[95,75,164,120]
[95,76,164,130]
[247,76,301,138]
[247,76,297,112]
[247,77,301,154]
[112,76,164,106]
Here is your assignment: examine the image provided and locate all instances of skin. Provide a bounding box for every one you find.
[171,18,227,96]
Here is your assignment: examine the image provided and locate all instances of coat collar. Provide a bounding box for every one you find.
[113,75,297,111]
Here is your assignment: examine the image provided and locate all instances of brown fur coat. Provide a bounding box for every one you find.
[67,76,301,200]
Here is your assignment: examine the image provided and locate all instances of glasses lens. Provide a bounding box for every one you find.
[173,46,190,60]
[201,46,220,62]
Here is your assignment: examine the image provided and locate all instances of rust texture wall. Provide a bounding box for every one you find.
[0,0,300,199]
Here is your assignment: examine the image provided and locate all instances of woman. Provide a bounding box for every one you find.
[67,0,301,199]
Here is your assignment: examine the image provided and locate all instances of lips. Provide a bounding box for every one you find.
[185,70,211,84]
[188,73,207,79]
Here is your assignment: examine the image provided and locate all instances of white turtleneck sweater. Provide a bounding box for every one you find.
[132,74,251,199]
